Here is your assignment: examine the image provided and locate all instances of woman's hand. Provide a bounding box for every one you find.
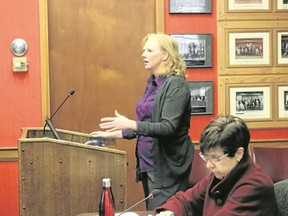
[90,130,122,139]
[155,211,174,216]
[99,110,137,132]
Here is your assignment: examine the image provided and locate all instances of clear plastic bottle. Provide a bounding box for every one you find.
[99,178,115,216]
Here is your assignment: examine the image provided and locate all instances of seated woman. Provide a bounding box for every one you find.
[155,115,278,216]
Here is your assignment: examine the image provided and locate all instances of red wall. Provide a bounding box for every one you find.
[0,1,42,215]
[0,162,19,215]
[0,1,288,215]
[0,2,42,140]
[164,0,218,141]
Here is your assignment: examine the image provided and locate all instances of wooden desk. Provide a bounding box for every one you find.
[76,211,154,216]
[19,128,127,216]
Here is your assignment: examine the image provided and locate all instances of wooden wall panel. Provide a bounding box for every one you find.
[47,0,159,133]
[46,0,163,211]
[217,1,288,132]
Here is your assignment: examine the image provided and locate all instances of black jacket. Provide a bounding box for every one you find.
[124,75,194,188]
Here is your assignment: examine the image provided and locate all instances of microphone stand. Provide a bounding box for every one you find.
[43,89,75,138]
[43,118,61,139]
[49,93,72,120]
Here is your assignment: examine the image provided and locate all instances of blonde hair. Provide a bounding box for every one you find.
[141,33,187,78]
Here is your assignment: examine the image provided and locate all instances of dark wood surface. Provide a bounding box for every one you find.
[76,211,154,216]
[19,128,127,216]
[47,0,161,211]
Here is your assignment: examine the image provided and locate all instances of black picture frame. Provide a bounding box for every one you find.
[188,81,214,115]
[171,34,213,68]
[169,0,212,14]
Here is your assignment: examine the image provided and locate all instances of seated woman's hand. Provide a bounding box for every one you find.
[155,210,174,216]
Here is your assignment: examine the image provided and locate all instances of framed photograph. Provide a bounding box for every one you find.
[277,85,288,119]
[169,0,212,14]
[277,31,288,65]
[277,0,288,10]
[228,0,270,11]
[188,81,213,115]
[228,31,270,66]
[229,86,271,120]
[171,34,212,68]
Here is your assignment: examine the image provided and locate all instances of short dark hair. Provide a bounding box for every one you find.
[199,115,250,156]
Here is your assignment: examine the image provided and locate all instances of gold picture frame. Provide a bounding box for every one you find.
[227,0,270,12]
[219,75,288,128]
[276,0,288,11]
[276,30,288,66]
[277,84,288,119]
[228,30,271,67]
[218,1,288,21]
[228,84,272,121]
[219,76,275,129]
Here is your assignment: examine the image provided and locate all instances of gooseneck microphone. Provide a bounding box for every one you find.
[49,89,75,120]
[43,89,75,139]
[117,189,160,216]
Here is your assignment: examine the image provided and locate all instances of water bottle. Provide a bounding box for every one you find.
[99,178,115,216]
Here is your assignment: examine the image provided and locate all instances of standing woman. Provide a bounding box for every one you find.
[91,33,194,210]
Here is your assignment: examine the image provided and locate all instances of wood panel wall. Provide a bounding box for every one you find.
[217,1,288,130]
[44,0,164,211]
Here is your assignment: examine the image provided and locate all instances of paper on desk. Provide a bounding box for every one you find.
[115,212,139,216]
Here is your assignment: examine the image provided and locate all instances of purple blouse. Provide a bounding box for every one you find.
[135,75,166,172]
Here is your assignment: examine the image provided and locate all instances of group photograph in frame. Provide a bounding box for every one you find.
[171,34,212,68]
[188,81,213,115]
[277,85,288,119]
[169,0,212,14]
[277,31,288,65]
[228,31,270,66]
[277,0,288,10]
[229,86,271,120]
[227,0,270,11]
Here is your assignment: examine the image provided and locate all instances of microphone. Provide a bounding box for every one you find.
[49,89,75,120]
[43,89,75,139]
[117,189,160,216]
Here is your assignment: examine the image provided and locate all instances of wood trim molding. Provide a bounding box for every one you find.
[155,0,164,33]
[0,139,287,162]
[39,0,50,123]
[193,139,288,146]
[0,147,18,162]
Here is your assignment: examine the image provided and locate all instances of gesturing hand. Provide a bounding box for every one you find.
[99,110,137,132]
[90,130,122,139]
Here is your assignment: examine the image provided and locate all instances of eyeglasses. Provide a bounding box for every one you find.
[199,152,229,163]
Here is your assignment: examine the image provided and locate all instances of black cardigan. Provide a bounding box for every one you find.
[124,75,194,188]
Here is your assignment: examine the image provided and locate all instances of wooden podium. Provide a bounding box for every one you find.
[18,127,127,216]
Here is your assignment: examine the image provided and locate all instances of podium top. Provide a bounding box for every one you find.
[19,127,122,154]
